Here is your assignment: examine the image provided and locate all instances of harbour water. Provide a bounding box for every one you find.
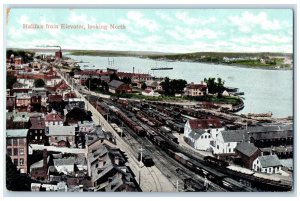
[67,54,293,118]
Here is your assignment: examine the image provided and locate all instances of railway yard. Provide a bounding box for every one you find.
[56,68,293,192]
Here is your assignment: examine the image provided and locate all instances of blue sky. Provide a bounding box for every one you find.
[6,8,293,53]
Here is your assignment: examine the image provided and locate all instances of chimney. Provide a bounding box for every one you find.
[133,67,135,75]
[43,149,48,167]
[201,81,203,85]
[191,82,194,85]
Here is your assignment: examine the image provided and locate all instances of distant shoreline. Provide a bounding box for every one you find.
[66,51,293,71]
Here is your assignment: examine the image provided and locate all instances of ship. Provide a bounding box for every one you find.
[151,62,173,70]
[151,67,173,70]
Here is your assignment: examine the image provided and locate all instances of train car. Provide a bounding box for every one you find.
[138,150,155,167]
[165,133,179,144]
[134,126,146,136]
[183,177,206,192]
[203,156,229,167]
[153,135,166,147]
[222,178,253,192]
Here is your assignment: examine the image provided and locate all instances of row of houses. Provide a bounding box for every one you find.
[6,54,140,192]
[184,118,293,174]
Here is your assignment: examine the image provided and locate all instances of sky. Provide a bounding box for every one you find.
[6,8,293,53]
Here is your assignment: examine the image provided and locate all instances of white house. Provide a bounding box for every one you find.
[210,130,246,155]
[184,119,224,151]
[252,155,282,174]
[78,121,95,133]
[142,88,160,97]
[45,111,63,126]
[53,157,75,175]
[186,129,212,151]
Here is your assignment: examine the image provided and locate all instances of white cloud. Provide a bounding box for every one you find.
[175,11,216,26]
[175,27,219,39]
[156,11,173,23]
[69,12,96,24]
[228,11,282,33]
[127,11,160,32]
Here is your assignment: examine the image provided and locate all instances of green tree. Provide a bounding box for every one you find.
[110,72,120,81]
[141,83,147,90]
[34,79,45,88]
[204,77,225,95]
[6,155,31,191]
[6,75,17,89]
[161,77,171,95]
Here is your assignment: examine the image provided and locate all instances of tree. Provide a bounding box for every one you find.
[161,77,171,95]
[141,83,147,90]
[34,79,45,88]
[85,78,100,91]
[121,77,131,85]
[6,75,17,89]
[6,155,31,191]
[161,77,187,95]
[204,77,225,95]
[110,72,120,81]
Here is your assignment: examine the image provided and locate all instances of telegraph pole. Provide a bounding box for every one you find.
[138,146,144,186]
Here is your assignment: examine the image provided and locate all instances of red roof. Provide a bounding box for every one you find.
[45,113,63,122]
[55,82,70,91]
[30,117,45,129]
[48,94,63,102]
[188,119,222,130]
[64,91,77,99]
[186,84,207,90]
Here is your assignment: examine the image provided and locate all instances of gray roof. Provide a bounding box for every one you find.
[108,80,125,89]
[54,157,76,166]
[9,112,30,122]
[188,129,206,140]
[47,125,76,136]
[258,155,282,168]
[248,124,292,133]
[221,130,247,142]
[30,156,50,169]
[280,159,293,169]
[6,129,28,138]
[235,142,259,157]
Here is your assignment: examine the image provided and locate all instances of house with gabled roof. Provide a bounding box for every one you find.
[235,142,261,169]
[252,154,282,174]
[210,129,247,155]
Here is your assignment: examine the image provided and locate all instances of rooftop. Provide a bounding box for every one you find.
[257,155,282,168]
[188,118,222,130]
[47,125,76,136]
[221,130,247,142]
[235,142,259,157]
[6,129,28,138]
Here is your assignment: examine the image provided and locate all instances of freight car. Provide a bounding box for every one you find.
[138,150,155,167]
[169,150,253,192]
[203,156,229,167]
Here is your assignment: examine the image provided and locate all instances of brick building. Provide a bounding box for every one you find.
[6,129,29,173]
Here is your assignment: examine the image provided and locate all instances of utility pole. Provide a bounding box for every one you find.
[176,180,179,192]
[138,146,144,186]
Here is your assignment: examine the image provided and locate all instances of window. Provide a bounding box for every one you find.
[13,148,18,156]
[14,159,18,166]
[217,145,219,149]
[20,148,24,155]
[13,139,18,146]
[6,139,12,146]
[201,136,203,139]
[229,148,231,152]
[35,130,37,134]
[7,148,12,156]
[40,136,42,140]
[208,135,211,138]
[20,158,24,166]
[35,136,37,140]
[19,139,24,145]
[55,137,57,140]
[205,135,207,139]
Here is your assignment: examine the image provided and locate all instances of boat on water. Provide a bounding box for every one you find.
[248,112,273,118]
[151,67,173,70]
